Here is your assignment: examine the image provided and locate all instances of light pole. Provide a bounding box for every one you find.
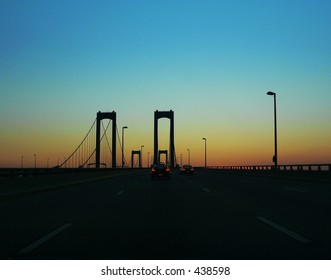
[180,154,183,167]
[140,145,144,168]
[267,91,278,168]
[202,138,207,168]
[187,149,190,165]
[122,126,128,168]
[147,152,150,167]
[34,154,37,168]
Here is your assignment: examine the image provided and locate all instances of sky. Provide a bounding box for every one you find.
[1,0,331,168]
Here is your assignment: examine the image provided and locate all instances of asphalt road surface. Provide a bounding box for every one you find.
[1,169,330,260]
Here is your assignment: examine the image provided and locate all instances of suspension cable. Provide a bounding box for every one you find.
[59,119,96,168]
[102,120,112,154]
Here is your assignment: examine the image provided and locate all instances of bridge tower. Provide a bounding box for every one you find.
[96,111,116,168]
[158,150,168,164]
[154,110,175,168]
[131,150,141,168]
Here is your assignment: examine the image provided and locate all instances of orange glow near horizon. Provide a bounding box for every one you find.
[1,136,330,168]
[1,104,331,168]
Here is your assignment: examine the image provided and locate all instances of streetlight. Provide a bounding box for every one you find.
[180,154,183,167]
[21,156,24,168]
[122,126,128,168]
[202,138,207,168]
[34,154,37,168]
[187,149,190,165]
[267,91,278,167]
[140,145,144,168]
[147,152,150,167]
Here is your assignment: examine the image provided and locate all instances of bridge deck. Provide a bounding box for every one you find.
[0,169,330,260]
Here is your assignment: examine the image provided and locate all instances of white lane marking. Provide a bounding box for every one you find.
[18,223,73,254]
[256,217,312,244]
[116,190,125,196]
[284,187,308,193]
[203,188,211,193]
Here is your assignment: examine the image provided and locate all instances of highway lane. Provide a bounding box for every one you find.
[191,171,331,243]
[0,169,330,259]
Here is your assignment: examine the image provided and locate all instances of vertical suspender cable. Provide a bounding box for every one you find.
[59,119,96,168]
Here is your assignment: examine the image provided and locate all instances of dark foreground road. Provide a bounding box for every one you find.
[0,170,330,260]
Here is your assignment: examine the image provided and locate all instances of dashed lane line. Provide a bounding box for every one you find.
[18,222,73,255]
[256,216,313,244]
[116,190,125,196]
[202,188,211,193]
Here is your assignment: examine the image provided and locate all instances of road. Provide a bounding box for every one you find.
[0,169,330,260]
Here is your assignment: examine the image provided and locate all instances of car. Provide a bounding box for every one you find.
[151,163,171,180]
[180,164,194,175]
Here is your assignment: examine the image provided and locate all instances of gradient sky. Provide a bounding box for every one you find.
[1,0,331,168]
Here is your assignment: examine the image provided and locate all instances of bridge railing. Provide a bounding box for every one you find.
[206,164,331,172]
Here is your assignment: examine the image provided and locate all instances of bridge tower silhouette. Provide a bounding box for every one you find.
[131,150,141,168]
[159,150,168,164]
[96,111,116,168]
[154,110,175,168]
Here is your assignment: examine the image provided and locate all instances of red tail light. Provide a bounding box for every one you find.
[166,167,170,172]
[152,168,156,172]
[191,168,194,171]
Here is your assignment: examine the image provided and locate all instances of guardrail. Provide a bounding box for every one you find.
[207,164,331,171]
[2,164,331,178]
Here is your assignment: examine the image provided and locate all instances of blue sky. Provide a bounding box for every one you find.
[1,0,331,167]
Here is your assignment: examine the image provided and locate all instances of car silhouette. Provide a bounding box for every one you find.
[151,163,171,180]
[180,164,194,175]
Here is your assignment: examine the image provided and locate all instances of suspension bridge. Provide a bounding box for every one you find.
[57,110,177,169]
[1,109,330,176]
[56,111,120,169]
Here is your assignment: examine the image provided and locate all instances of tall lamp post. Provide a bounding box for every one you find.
[140,145,144,168]
[34,154,37,168]
[267,91,278,168]
[202,138,207,168]
[187,149,190,165]
[122,126,128,168]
